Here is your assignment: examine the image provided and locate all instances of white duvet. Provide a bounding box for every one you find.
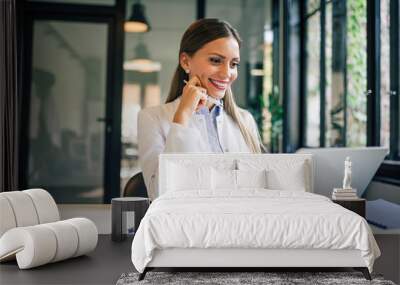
[131,190,380,273]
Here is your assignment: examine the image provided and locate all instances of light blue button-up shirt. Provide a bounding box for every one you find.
[196,101,224,153]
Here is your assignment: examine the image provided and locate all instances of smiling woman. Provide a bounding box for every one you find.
[178,36,240,101]
[137,19,265,200]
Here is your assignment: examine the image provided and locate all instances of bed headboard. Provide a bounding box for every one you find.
[158,153,314,197]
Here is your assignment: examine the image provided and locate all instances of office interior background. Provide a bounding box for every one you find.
[1,0,399,205]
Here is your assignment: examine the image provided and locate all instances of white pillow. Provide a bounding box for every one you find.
[266,162,306,191]
[167,162,212,191]
[211,168,268,190]
[237,158,310,191]
[236,169,268,189]
[212,168,236,190]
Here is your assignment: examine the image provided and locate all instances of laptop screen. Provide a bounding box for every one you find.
[296,147,388,197]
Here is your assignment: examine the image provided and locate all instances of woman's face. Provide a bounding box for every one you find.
[180,36,240,100]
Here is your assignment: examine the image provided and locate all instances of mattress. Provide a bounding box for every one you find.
[131,189,380,273]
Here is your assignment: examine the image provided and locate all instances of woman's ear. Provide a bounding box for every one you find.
[179,52,191,74]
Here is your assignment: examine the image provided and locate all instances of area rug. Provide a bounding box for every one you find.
[116,271,396,285]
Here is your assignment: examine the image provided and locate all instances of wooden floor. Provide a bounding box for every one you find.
[0,235,134,285]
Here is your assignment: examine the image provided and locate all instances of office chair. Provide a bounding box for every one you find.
[123,172,148,198]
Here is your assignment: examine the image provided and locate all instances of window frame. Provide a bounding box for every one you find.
[300,0,400,183]
[18,0,126,203]
[388,0,399,161]
[375,0,400,184]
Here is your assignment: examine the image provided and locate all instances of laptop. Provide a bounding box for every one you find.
[296,147,388,198]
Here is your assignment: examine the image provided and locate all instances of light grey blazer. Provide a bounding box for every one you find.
[137,97,259,200]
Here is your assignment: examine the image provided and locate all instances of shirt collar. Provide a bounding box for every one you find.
[195,99,223,116]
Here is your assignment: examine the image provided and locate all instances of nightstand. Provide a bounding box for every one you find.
[111,197,150,242]
[332,198,366,218]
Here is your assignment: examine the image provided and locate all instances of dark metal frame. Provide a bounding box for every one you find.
[280,0,310,152]
[270,0,280,153]
[197,0,205,19]
[272,0,280,95]
[138,267,371,281]
[289,0,302,153]
[18,2,33,191]
[299,0,307,147]
[16,1,25,191]
[18,0,125,203]
[342,0,348,147]
[282,0,290,152]
[389,0,399,161]
[366,0,381,146]
[319,0,326,147]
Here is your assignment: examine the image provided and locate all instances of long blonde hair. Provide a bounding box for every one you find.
[166,19,263,153]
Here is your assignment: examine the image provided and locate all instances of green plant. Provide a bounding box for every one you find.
[268,85,283,152]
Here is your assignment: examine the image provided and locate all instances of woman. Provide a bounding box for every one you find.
[138,18,264,200]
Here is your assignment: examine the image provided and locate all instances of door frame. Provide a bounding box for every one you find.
[18,0,125,203]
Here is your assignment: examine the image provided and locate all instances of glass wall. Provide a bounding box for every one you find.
[325,1,332,145]
[380,0,390,149]
[206,0,267,105]
[29,20,108,203]
[120,0,196,192]
[305,0,367,147]
[328,0,347,146]
[206,0,275,151]
[346,0,367,147]
[262,11,274,149]
[305,0,321,147]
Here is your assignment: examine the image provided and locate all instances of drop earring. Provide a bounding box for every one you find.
[185,69,190,74]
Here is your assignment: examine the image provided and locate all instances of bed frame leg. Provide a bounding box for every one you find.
[354,267,371,280]
[138,268,148,281]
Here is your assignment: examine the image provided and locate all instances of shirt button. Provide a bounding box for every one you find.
[225,148,229,152]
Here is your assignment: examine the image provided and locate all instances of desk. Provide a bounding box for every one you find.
[332,198,365,218]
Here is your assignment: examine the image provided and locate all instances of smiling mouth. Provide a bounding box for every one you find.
[209,78,229,91]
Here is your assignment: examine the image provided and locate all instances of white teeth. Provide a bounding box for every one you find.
[210,79,227,89]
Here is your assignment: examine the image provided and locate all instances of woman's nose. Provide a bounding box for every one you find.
[218,64,231,78]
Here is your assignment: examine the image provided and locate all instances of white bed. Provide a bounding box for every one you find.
[131,154,380,280]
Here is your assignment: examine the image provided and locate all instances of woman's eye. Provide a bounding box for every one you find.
[231,62,240,68]
[209,57,221,64]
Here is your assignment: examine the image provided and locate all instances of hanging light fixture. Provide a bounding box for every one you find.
[124,42,161,73]
[125,0,151,33]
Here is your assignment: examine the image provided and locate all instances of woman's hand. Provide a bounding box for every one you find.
[173,76,207,126]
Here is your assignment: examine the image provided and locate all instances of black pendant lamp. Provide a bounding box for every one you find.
[125,0,151,33]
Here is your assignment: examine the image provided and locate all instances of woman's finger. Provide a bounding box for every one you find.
[196,86,207,96]
[197,93,207,108]
[188,75,202,87]
[180,76,209,114]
